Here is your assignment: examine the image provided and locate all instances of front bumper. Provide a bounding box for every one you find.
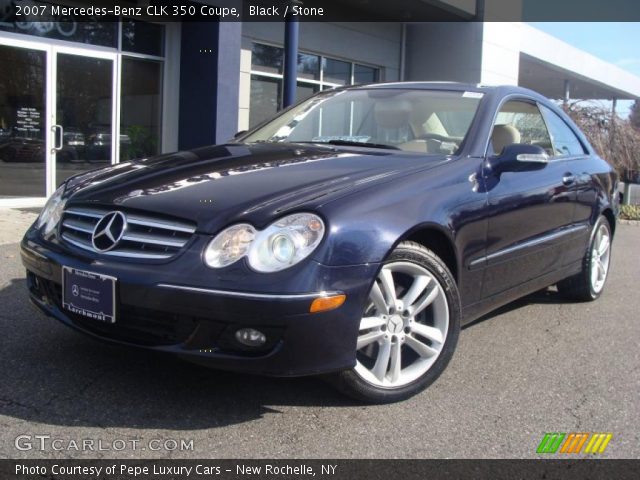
[21,230,377,376]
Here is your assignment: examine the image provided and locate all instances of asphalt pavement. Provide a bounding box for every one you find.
[0,214,638,459]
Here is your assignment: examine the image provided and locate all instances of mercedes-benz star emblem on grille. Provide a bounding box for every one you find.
[91,211,127,252]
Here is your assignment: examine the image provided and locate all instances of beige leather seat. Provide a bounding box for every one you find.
[491,124,521,154]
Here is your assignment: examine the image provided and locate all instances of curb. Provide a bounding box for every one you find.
[618,219,640,225]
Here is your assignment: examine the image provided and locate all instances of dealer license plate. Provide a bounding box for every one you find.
[62,267,116,323]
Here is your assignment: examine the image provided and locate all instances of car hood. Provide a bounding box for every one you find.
[65,143,449,232]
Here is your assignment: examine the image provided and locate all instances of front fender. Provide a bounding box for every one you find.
[312,157,487,268]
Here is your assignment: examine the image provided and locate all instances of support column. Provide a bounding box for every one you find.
[282,4,300,109]
[178,20,241,149]
[563,79,571,108]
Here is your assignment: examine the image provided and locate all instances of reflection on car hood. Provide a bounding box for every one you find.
[65,143,450,232]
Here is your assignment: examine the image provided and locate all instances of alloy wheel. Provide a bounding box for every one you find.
[354,261,449,388]
[590,223,611,294]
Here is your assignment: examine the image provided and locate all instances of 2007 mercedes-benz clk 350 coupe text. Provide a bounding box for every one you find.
[22,83,618,403]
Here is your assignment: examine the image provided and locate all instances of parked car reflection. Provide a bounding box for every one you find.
[87,130,131,161]
[0,135,45,163]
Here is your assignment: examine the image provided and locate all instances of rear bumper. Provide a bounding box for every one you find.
[21,234,377,377]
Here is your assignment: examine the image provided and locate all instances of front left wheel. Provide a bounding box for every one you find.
[327,241,461,403]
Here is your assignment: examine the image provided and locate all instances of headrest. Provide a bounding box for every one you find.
[374,100,412,129]
[492,124,521,154]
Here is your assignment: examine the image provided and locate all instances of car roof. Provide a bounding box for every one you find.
[343,81,546,99]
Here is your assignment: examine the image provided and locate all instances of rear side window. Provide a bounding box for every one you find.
[539,105,586,156]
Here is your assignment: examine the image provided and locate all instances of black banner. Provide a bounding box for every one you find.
[2,0,640,23]
[2,460,640,480]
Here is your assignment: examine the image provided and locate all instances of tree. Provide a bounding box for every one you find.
[630,100,640,131]
[565,101,640,174]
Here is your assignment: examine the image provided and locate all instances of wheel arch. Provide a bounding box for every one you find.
[601,207,616,237]
[399,224,459,284]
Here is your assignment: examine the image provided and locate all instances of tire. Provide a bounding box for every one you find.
[327,241,461,403]
[557,215,612,302]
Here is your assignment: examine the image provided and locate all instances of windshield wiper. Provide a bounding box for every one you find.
[298,140,400,150]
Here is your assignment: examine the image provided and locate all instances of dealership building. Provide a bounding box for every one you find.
[1,0,640,207]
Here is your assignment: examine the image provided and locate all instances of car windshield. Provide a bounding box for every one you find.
[242,88,483,155]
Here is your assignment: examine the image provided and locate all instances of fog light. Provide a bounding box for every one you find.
[235,328,267,347]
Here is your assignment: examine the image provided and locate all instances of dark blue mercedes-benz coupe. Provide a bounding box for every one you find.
[21,83,618,403]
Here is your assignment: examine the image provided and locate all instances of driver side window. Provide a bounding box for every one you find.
[491,101,553,155]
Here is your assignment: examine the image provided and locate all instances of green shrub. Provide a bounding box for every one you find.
[620,204,640,220]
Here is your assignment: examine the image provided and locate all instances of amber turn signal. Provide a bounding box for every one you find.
[310,294,346,313]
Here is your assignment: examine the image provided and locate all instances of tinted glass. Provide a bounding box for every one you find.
[297,53,320,80]
[244,89,482,154]
[296,82,319,103]
[322,58,351,85]
[0,45,46,197]
[55,53,113,185]
[120,58,162,161]
[250,75,281,127]
[251,44,283,75]
[0,5,117,47]
[353,64,379,84]
[540,105,586,156]
[122,21,165,57]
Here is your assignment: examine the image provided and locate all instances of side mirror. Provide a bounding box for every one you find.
[488,144,549,174]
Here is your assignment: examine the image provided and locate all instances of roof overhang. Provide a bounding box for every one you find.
[518,23,640,100]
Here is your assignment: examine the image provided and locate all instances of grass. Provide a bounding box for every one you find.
[620,204,640,220]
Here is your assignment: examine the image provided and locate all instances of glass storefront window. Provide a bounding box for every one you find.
[249,43,381,127]
[322,58,351,85]
[0,45,46,197]
[250,75,282,128]
[55,53,113,185]
[0,3,117,48]
[296,82,319,103]
[251,44,283,75]
[354,64,379,84]
[0,14,167,199]
[297,53,320,80]
[122,20,165,57]
[120,58,162,161]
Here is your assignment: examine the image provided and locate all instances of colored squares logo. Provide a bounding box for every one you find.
[537,433,612,454]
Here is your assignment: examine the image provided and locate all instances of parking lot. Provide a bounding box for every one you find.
[0,209,638,459]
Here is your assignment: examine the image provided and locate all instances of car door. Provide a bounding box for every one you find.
[480,99,577,298]
[538,103,598,242]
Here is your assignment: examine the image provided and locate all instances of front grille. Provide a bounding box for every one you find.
[60,206,196,260]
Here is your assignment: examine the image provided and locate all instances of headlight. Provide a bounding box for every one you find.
[36,185,67,235]
[204,223,255,268]
[204,213,325,272]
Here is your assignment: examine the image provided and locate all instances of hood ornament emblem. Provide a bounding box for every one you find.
[92,211,127,252]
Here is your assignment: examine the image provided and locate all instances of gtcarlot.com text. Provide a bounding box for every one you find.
[14,434,194,452]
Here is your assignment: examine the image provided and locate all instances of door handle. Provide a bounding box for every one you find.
[51,125,64,152]
[562,173,576,186]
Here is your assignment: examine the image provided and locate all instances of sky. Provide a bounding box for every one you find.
[529,22,640,117]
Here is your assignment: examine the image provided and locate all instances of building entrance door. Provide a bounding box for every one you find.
[0,37,118,204]
[51,46,118,194]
